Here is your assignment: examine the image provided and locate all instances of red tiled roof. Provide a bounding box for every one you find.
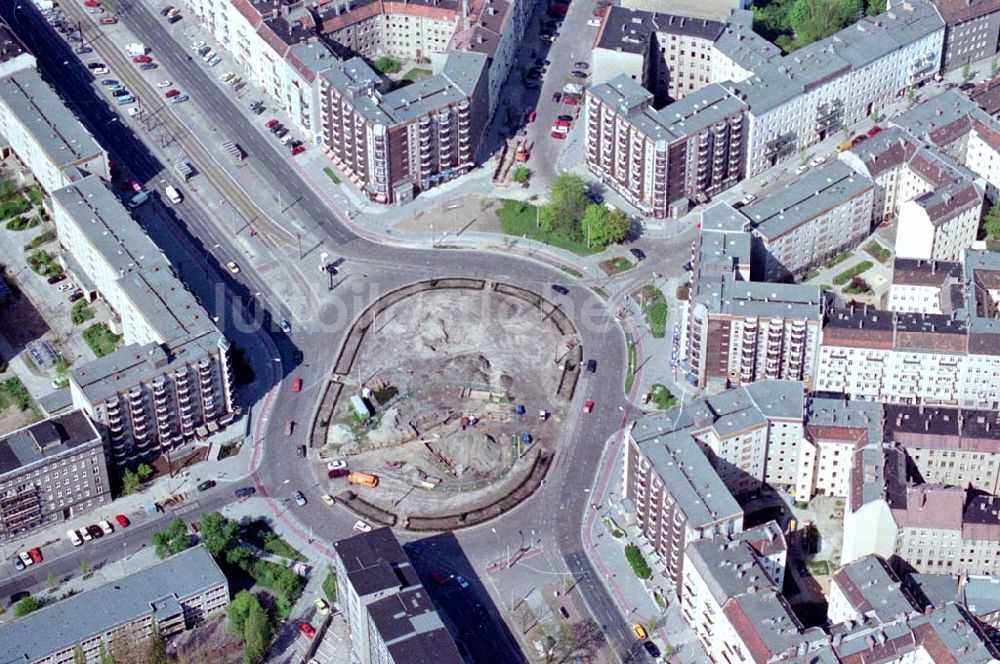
[722,599,773,664]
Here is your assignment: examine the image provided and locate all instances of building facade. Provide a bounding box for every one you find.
[931,0,1000,71]
[0,546,228,664]
[0,411,109,543]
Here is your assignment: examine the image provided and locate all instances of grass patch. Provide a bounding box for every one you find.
[401,67,432,83]
[648,384,676,410]
[602,517,624,538]
[559,265,583,278]
[70,300,95,325]
[26,186,42,207]
[600,257,633,275]
[624,331,637,394]
[374,56,402,74]
[0,197,30,221]
[593,287,609,300]
[23,230,55,252]
[638,285,667,338]
[624,544,651,580]
[5,215,36,231]
[833,260,873,286]
[497,199,600,256]
[805,559,830,576]
[825,251,851,269]
[0,378,32,412]
[83,323,122,358]
[322,167,341,185]
[864,241,891,263]
[322,565,338,604]
[27,250,61,277]
[804,268,820,281]
[242,521,307,562]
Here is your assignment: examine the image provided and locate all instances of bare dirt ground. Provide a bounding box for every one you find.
[390,193,502,234]
[321,288,575,505]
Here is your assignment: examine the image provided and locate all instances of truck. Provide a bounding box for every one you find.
[164,185,182,204]
[347,472,379,488]
[515,140,532,163]
[125,42,146,57]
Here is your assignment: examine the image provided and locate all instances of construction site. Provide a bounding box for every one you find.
[311,280,582,526]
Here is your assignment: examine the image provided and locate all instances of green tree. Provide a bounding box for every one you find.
[13,595,40,617]
[322,566,338,604]
[136,463,154,481]
[992,57,999,77]
[789,0,860,46]
[963,63,972,81]
[580,205,629,249]
[73,645,86,664]
[865,0,886,15]
[144,621,171,664]
[150,518,192,559]
[97,642,115,664]
[907,88,917,104]
[512,166,530,184]
[199,511,240,558]
[80,559,91,575]
[227,590,260,638]
[242,600,273,664]
[47,571,57,589]
[543,173,589,232]
[983,200,1000,238]
[120,468,140,496]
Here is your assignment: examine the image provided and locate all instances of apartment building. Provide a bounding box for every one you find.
[50,176,236,466]
[0,43,108,195]
[619,0,749,22]
[319,51,488,204]
[907,572,1000,631]
[827,554,914,626]
[625,417,743,593]
[314,0,460,62]
[585,78,747,218]
[887,258,964,314]
[0,545,228,664]
[0,410,109,543]
[742,162,875,281]
[931,0,1000,71]
[333,528,462,664]
[681,205,824,390]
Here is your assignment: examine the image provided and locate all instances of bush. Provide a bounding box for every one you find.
[23,230,55,252]
[374,56,402,74]
[5,215,31,231]
[0,378,31,411]
[26,186,42,207]
[13,595,40,617]
[833,260,874,286]
[0,197,29,220]
[624,544,651,579]
[512,166,531,184]
[323,566,338,604]
[864,241,891,264]
[70,301,95,325]
[648,384,676,409]
[83,323,122,358]
[322,167,341,185]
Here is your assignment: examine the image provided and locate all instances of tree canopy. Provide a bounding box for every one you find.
[581,205,629,249]
[150,518,192,559]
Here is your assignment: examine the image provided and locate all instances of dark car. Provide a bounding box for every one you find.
[100,79,119,87]
[630,248,646,261]
[552,92,562,102]
[234,486,256,499]
[551,284,569,295]
[571,70,588,78]
[68,291,84,303]
[197,480,216,492]
[112,89,131,97]
[160,6,173,16]
[586,359,597,373]
[47,273,67,284]
[86,525,103,539]
[275,127,289,138]
[558,606,570,619]
[140,63,158,70]
[642,641,661,658]
[270,123,283,134]
[297,445,306,458]
[74,46,92,55]
[328,468,350,479]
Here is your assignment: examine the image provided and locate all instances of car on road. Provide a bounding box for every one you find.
[583,400,594,414]
[28,548,42,564]
[643,641,661,658]
[575,62,589,69]
[297,445,306,458]
[795,164,809,175]
[353,520,372,533]
[326,459,347,470]
[632,623,647,640]
[430,571,448,585]
[164,89,180,98]
[225,260,240,274]
[234,487,256,499]
[131,55,152,64]
[328,468,349,479]
[321,494,335,506]
[571,70,588,78]
[455,575,470,589]
[739,193,757,206]
[140,63,158,71]
[293,491,307,506]
[47,273,67,284]
[18,551,33,567]
[552,92,561,103]
[550,131,567,139]
[279,318,292,334]
[291,377,302,392]
[587,18,601,26]
[98,520,114,535]
[156,80,173,88]
[12,557,23,571]
[551,284,569,295]
[630,248,646,261]
[197,480,216,492]
[313,598,330,615]
[867,125,882,137]
[586,359,597,373]
[299,623,316,639]
[809,155,826,167]
[557,114,573,122]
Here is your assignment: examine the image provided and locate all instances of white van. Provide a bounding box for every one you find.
[165,185,182,204]
[67,529,83,546]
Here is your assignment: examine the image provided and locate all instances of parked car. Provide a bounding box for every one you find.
[99,79,118,87]
[197,480,216,492]
[266,118,279,129]
[279,319,292,334]
[171,95,189,104]
[12,557,24,571]
[430,571,448,585]
[321,494,335,506]
[867,125,883,137]
[132,55,152,64]
[328,468,350,479]
[164,89,180,98]
[455,575,470,589]
[583,400,594,414]
[292,491,307,506]
[571,70,588,78]
[140,64,158,71]
[68,292,84,303]
[557,114,573,122]
[552,92,561,103]
[809,155,826,167]
[630,248,646,261]
[291,378,302,392]
[586,359,597,373]
[47,273,67,284]
[234,486,256,499]
[587,18,601,26]
[78,528,92,542]
[291,144,305,156]
[28,548,42,564]
[74,46,92,55]
[299,623,316,639]
[574,62,589,69]
[67,529,83,546]
[156,80,173,88]
[551,284,569,295]
[114,514,130,528]
[353,520,372,533]
[86,525,104,539]
[275,127,289,138]
[313,598,330,615]
[327,459,347,470]
[161,6,175,16]
[296,445,306,458]
[18,551,33,567]
[225,260,240,274]
[98,520,114,535]
[632,624,647,640]
[550,131,566,139]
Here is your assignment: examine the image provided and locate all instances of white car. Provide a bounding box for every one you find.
[18,551,33,567]
[156,80,173,88]
[810,155,827,167]
[321,494,335,506]
[353,520,372,533]
[98,520,114,535]
[293,491,307,506]
[225,260,240,274]
[739,194,757,206]
[326,459,347,470]
[455,575,470,589]
[78,528,92,542]
[795,164,809,175]
[587,18,601,27]
[67,529,83,546]
[127,107,142,118]
[91,66,108,75]
[57,282,74,292]
[191,40,206,51]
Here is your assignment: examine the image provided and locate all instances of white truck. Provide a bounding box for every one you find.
[125,42,146,57]
[164,185,183,204]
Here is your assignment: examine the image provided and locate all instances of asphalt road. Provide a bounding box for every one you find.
[5,2,652,660]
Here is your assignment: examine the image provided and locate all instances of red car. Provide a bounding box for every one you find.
[328,468,350,479]
[291,144,305,156]
[430,571,448,585]
[28,548,42,564]
[83,0,99,6]
[553,119,571,127]
[115,514,130,528]
[164,89,180,98]
[266,118,278,129]
[291,377,302,392]
[583,400,594,414]
[132,55,152,64]
[527,110,537,123]
[551,131,567,139]
[299,623,316,639]
[867,125,882,138]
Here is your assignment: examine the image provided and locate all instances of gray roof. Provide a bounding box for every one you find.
[596,6,725,54]
[805,396,884,445]
[744,161,874,241]
[0,546,226,664]
[0,68,105,169]
[334,527,419,596]
[367,587,463,664]
[963,249,1000,338]
[693,273,823,321]
[686,537,776,605]
[0,410,101,478]
[832,555,914,623]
